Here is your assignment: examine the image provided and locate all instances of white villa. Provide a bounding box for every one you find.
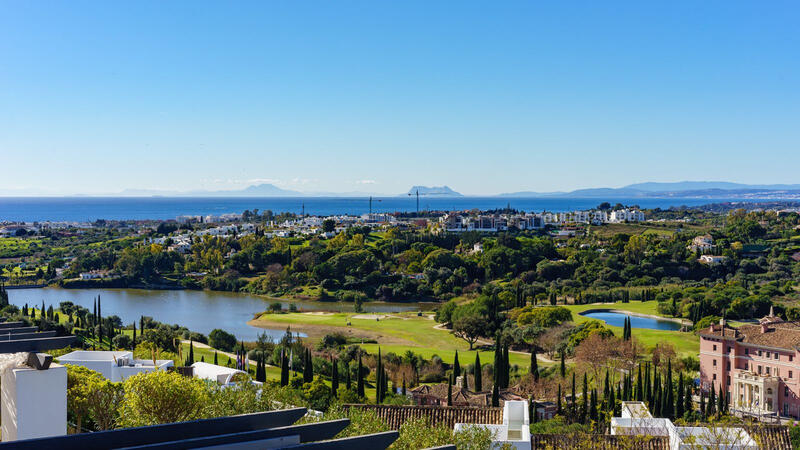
[611,401,758,449]
[57,351,173,382]
[454,400,531,450]
[191,361,253,386]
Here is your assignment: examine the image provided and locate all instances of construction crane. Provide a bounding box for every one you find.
[407,189,431,216]
[368,196,382,215]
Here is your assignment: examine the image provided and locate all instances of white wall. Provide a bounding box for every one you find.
[1,364,67,441]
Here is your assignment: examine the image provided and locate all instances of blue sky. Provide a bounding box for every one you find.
[1,1,799,196]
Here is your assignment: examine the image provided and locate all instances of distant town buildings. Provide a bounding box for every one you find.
[437,208,645,233]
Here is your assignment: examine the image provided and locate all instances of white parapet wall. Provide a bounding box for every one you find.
[1,363,67,441]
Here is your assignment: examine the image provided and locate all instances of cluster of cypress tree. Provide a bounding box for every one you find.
[303,348,314,383]
[560,359,708,428]
[184,339,195,366]
[0,282,8,307]
[375,348,389,404]
[254,354,267,382]
[622,316,633,340]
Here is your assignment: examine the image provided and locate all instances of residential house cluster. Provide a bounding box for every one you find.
[437,208,646,233]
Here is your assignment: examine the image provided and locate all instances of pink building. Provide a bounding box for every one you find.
[699,308,800,419]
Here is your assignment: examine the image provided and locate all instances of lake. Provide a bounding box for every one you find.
[7,288,422,341]
[580,311,683,331]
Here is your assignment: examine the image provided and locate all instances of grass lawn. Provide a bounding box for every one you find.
[563,301,699,357]
[250,311,532,369]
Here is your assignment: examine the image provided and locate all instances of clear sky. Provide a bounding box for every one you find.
[1,1,799,196]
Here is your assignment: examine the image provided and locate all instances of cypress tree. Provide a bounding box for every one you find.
[560,352,566,378]
[376,348,383,403]
[707,382,716,417]
[491,383,499,407]
[463,368,469,391]
[214,351,218,365]
[402,374,406,396]
[676,372,684,419]
[717,385,724,418]
[447,374,453,406]
[382,368,388,402]
[502,344,510,388]
[453,350,460,378]
[571,372,577,420]
[635,364,643,401]
[97,296,102,343]
[603,370,610,407]
[345,361,352,391]
[609,383,616,415]
[140,315,145,334]
[581,373,588,424]
[187,339,194,366]
[699,390,706,419]
[665,360,674,419]
[281,348,290,386]
[331,358,339,395]
[557,384,563,415]
[493,335,501,388]
[304,348,314,383]
[357,354,365,398]
[684,383,693,418]
[589,389,598,423]
[531,347,539,382]
[474,353,482,391]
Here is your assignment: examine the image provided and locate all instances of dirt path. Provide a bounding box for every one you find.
[181,339,258,366]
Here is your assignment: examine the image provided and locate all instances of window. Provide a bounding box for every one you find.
[713,374,717,380]
[713,360,717,366]
[759,350,763,357]
[791,355,794,362]
[775,353,779,360]
[745,349,750,355]
[767,352,771,358]
[786,387,790,397]
[767,367,771,375]
[713,345,717,351]
[791,371,794,379]
[758,365,762,374]
[726,361,731,371]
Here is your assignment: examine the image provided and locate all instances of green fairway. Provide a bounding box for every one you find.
[250,311,532,368]
[563,301,699,357]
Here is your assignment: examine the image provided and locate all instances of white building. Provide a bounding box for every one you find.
[699,255,727,265]
[609,209,646,223]
[57,351,173,382]
[690,235,716,253]
[191,362,253,386]
[611,401,757,449]
[454,400,531,450]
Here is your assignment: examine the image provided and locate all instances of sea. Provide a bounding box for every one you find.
[0,196,762,222]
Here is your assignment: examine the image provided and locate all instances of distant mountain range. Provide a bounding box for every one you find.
[405,186,463,197]
[498,181,800,199]
[21,181,800,199]
[118,184,304,197]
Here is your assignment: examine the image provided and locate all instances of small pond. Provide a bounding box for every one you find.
[580,311,683,331]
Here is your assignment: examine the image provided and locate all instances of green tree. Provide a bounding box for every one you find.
[208,329,237,352]
[66,364,104,432]
[119,371,210,427]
